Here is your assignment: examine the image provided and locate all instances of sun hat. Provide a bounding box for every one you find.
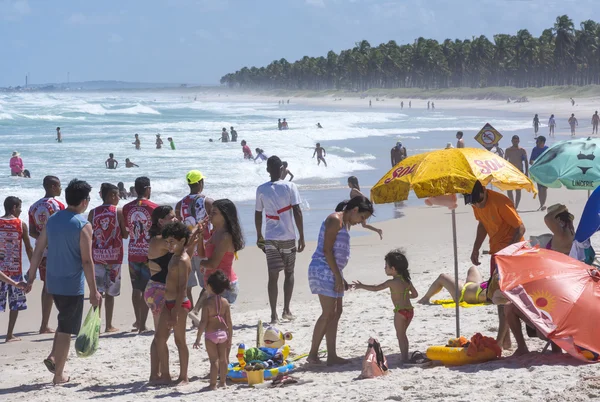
[186,170,205,184]
[11,151,20,157]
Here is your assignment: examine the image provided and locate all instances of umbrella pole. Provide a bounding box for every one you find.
[452,209,460,338]
[588,190,591,199]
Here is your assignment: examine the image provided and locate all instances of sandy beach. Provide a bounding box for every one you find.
[1,179,599,401]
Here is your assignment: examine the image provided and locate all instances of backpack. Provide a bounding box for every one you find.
[360,338,389,379]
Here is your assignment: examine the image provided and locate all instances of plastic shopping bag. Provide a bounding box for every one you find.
[75,306,101,357]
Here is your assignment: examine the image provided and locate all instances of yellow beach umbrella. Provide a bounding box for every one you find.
[371,147,536,337]
[371,147,536,203]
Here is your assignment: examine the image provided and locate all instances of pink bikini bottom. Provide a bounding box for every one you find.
[205,329,228,344]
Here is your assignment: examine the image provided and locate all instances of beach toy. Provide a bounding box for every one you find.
[425,345,497,366]
[426,333,501,366]
[227,343,295,383]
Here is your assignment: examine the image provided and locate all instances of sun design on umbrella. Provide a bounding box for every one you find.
[529,289,557,313]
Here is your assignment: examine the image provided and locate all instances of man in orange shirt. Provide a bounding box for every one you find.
[467,180,525,350]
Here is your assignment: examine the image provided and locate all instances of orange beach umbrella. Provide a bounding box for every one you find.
[495,241,600,362]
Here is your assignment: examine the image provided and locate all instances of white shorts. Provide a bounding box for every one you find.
[95,264,122,297]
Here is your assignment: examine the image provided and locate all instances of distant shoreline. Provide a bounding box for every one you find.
[4,84,600,101]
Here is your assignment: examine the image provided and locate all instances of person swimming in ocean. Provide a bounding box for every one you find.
[156,134,164,149]
[230,127,238,142]
[280,161,294,181]
[56,127,62,143]
[106,153,118,169]
[317,123,323,129]
[254,148,268,162]
[241,140,253,160]
[168,137,176,150]
[281,119,289,130]
[220,128,230,143]
[133,134,141,150]
[278,119,282,130]
[125,158,139,168]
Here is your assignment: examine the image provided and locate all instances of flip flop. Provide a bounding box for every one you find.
[408,351,431,365]
[43,358,56,374]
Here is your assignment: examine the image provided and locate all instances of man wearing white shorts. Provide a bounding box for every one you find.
[88,183,128,333]
[256,156,305,324]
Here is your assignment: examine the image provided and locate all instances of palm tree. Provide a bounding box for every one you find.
[220,15,600,91]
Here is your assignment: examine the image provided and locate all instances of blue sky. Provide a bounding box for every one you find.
[0,0,595,86]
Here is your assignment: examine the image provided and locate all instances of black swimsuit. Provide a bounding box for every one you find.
[149,252,173,284]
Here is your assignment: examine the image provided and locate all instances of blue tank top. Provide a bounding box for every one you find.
[311,219,351,271]
[46,210,89,296]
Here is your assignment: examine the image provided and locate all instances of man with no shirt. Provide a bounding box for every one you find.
[504,135,528,209]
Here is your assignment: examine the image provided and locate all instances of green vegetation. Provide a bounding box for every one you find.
[221,15,600,92]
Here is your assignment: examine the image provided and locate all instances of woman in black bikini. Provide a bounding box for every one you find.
[145,206,176,384]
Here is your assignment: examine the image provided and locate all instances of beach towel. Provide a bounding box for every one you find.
[432,299,489,308]
[360,338,388,379]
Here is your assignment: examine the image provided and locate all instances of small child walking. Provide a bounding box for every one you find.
[353,249,417,364]
[193,271,233,390]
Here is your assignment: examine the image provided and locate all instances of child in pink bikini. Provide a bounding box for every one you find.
[353,249,418,364]
[193,271,233,390]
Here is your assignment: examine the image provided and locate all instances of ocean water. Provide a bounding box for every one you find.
[0,92,536,244]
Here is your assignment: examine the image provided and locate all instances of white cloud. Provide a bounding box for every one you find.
[12,0,30,14]
[306,0,325,7]
[109,33,123,43]
[1,0,31,20]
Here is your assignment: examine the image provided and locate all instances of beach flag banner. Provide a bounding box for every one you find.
[474,123,503,150]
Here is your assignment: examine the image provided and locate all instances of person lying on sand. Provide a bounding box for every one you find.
[418,266,488,305]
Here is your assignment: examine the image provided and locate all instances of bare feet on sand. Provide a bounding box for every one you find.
[209,384,217,391]
[510,347,529,358]
[151,375,171,386]
[218,382,227,389]
[5,335,21,342]
[39,327,55,334]
[282,312,296,321]
[53,375,70,385]
[417,298,432,305]
[503,338,512,351]
[327,356,351,366]
[270,314,280,324]
[306,355,322,365]
[105,326,119,333]
[175,377,189,386]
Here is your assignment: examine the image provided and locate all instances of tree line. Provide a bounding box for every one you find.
[220,15,600,91]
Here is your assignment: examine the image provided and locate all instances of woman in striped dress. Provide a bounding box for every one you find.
[307,196,374,365]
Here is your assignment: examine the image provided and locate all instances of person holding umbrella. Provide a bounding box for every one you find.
[467,180,526,349]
